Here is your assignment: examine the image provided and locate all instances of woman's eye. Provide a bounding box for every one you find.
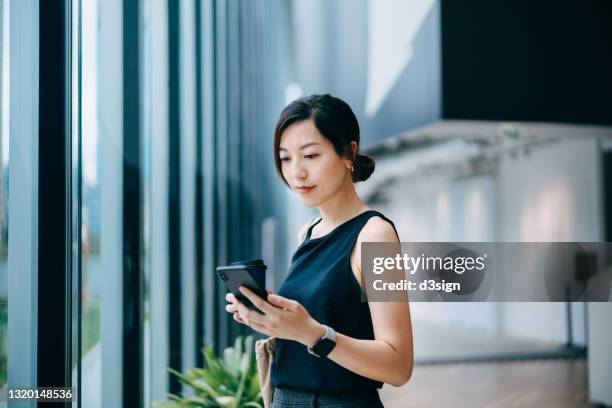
[304,154,319,159]
[279,157,290,162]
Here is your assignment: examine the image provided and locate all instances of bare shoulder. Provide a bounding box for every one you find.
[351,215,399,277]
[359,215,399,243]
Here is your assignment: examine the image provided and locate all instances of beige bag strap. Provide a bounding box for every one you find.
[255,337,276,408]
[299,216,323,244]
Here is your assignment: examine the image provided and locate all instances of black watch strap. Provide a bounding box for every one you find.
[307,325,336,358]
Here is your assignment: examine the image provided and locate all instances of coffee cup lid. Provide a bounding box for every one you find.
[230,259,267,269]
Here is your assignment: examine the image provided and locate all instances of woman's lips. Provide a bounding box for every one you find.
[296,186,315,194]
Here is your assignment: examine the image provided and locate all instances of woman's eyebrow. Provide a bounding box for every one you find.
[279,142,321,151]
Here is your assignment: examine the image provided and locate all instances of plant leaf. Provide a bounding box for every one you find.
[243,402,263,408]
[215,395,237,407]
[154,336,262,408]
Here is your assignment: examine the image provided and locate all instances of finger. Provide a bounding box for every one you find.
[239,286,276,314]
[226,293,241,306]
[226,293,243,308]
[233,312,246,325]
[236,302,266,325]
[235,302,250,319]
[247,319,273,337]
[267,293,299,312]
[226,297,244,308]
[225,303,238,313]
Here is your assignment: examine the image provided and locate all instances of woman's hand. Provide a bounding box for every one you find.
[224,287,325,346]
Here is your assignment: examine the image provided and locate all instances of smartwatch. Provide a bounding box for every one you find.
[307,324,336,358]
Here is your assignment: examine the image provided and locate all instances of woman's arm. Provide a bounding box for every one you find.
[326,301,413,387]
[326,217,413,387]
[230,288,413,386]
[226,217,413,387]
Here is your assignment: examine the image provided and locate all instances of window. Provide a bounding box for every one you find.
[0,0,8,390]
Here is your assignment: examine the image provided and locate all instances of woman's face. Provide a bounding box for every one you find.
[279,119,352,208]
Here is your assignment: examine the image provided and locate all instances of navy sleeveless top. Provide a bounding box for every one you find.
[271,210,399,393]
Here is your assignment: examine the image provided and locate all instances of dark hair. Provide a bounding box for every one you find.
[273,94,375,186]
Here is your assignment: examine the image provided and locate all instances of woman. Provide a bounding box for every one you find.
[225,94,413,407]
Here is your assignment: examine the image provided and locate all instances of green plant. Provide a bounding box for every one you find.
[153,335,262,408]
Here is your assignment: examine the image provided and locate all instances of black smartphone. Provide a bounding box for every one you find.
[217,265,268,311]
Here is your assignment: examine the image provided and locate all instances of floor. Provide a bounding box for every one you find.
[411,319,563,363]
[379,358,593,408]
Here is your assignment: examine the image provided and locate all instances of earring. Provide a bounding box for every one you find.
[351,165,354,173]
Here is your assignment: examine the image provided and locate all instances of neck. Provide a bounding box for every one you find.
[317,177,368,226]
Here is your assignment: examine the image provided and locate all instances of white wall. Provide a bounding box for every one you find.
[495,137,601,345]
[366,129,604,353]
[291,0,441,146]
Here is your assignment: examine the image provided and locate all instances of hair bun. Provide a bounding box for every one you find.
[353,153,375,182]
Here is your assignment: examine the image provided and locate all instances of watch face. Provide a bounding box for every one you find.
[312,337,335,357]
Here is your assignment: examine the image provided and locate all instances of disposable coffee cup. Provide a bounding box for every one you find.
[230,259,267,290]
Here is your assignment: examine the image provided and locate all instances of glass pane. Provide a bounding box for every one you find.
[0,0,8,390]
[70,0,80,405]
[81,0,101,405]
[142,1,152,405]
[145,0,170,403]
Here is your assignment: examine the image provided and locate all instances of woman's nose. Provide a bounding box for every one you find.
[292,160,307,178]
